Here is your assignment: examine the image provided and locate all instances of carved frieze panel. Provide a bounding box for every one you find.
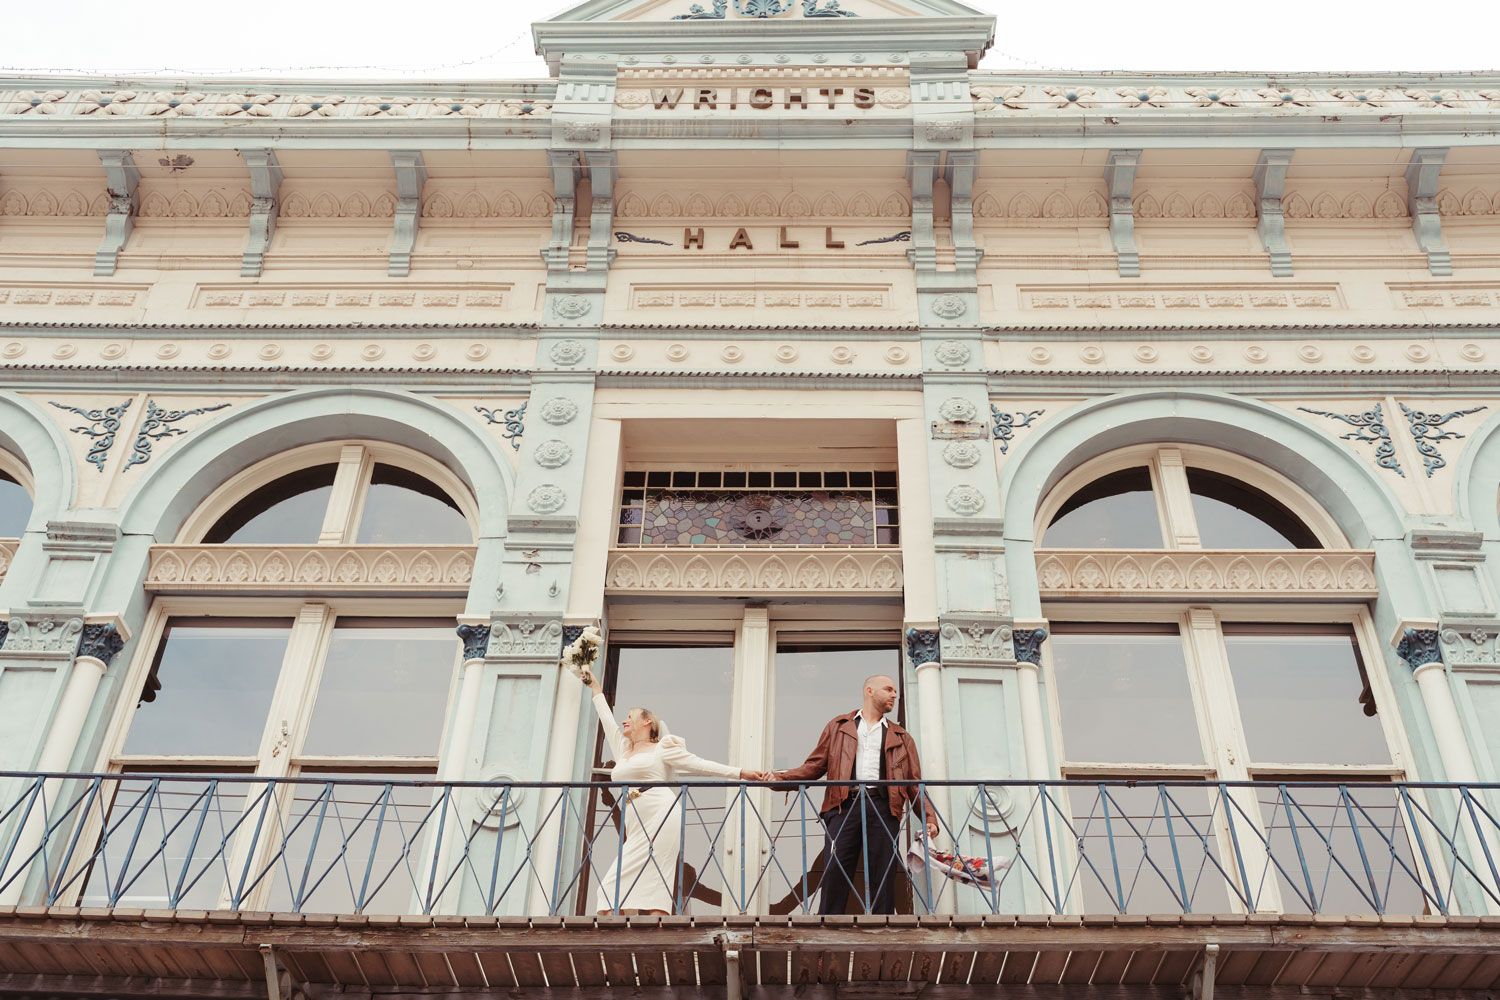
[0,283,149,309]
[0,90,552,120]
[599,338,916,374]
[938,617,1015,665]
[970,82,1500,116]
[420,189,554,221]
[629,284,893,311]
[989,339,1496,376]
[1,614,83,659]
[146,544,476,596]
[973,188,1109,222]
[190,282,516,311]
[1035,549,1378,600]
[605,547,902,595]
[1017,282,1343,311]
[1391,282,1500,309]
[4,338,533,375]
[614,189,910,220]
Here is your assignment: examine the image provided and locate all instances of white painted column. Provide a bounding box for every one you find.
[729,607,771,914]
[1407,645,1500,912]
[0,639,114,905]
[429,643,488,914]
[913,657,956,915]
[528,660,584,916]
[1013,632,1067,912]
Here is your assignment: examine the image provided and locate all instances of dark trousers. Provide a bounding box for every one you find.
[818,789,903,915]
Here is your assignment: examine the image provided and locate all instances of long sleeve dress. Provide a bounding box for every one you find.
[589,691,739,914]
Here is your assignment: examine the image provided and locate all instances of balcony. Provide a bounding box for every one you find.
[0,774,1497,998]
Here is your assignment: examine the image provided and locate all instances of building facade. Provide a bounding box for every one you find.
[1,0,1500,995]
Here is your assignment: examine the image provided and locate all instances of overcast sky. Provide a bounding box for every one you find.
[4,0,1497,79]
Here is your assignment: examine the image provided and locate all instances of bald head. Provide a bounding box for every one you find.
[862,674,898,718]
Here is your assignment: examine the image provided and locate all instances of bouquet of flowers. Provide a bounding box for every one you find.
[906,833,1009,890]
[562,624,602,681]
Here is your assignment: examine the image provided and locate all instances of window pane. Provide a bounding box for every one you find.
[122,621,291,757]
[1224,629,1389,766]
[0,471,32,536]
[1051,629,1204,765]
[203,465,336,544]
[1068,783,1231,915]
[1188,469,1320,549]
[1256,784,1426,915]
[585,646,735,915]
[302,621,457,757]
[355,465,471,544]
[1044,468,1162,548]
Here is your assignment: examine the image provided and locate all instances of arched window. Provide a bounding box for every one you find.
[1039,446,1324,549]
[1035,445,1417,916]
[0,455,35,539]
[94,443,477,912]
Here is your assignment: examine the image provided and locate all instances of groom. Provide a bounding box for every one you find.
[771,675,938,915]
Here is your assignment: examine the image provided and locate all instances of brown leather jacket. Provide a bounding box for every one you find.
[774,710,936,823]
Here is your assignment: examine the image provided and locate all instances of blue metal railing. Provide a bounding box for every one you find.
[1,772,1497,917]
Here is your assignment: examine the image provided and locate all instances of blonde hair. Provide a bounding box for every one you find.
[629,707,662,743]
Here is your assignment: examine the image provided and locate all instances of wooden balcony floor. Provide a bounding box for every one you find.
[0,909,1497,998]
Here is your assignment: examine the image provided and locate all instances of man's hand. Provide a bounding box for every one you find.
[738,769,770,782]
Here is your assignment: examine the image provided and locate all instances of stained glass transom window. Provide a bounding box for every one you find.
[617,469,899,547]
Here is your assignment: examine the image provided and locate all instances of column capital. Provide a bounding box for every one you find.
[1012,625,1049,666]
[77,621,127,666]
[1396,626,1444,673]
[456,622,492,663]
[904,626,940,668]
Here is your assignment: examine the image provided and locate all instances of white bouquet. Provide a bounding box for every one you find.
[562,624,602,681]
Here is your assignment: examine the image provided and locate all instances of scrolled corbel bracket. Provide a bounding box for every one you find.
[387,150,428,277]
[544,150,582,272]
[906,150,940,274]
[239,149,284,278]
[1405,147,1452,277]
[94,150,140,277]
[583,149,618,272]
[1103,149,1141,278]
[1252,148,1294,277]
[945,150,982,274]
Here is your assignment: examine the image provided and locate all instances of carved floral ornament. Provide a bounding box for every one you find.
[527,484,567,514]
[968,83,1496,113]
[1035,549,1378,597]
[0,90,550,119]
[147,545,476,593]
[606,548,902,594]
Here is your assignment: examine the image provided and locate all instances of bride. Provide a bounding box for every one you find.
[581,668,765,915]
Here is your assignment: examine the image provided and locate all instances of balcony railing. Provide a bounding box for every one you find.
[1,773,1497,918]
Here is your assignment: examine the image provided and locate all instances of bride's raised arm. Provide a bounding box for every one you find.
[580,670,624,760]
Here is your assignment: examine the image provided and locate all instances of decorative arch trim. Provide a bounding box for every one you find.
[0,389,76,531]
[1453,407,1500,540]
[116,387,513,541]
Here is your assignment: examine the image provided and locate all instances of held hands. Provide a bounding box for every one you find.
[738,768,771,782]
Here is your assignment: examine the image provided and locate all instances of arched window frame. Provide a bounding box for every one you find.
[0,448,36,538]
[1032,444,1428,915]
[177,441,478,546]
[1035,444,1346,550]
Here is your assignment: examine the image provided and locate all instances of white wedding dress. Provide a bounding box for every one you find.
[589,691,739,913]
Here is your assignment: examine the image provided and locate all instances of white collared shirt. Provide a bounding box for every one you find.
[854,713,887,783]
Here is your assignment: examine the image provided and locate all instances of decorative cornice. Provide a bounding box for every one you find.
[605,547,902,595]
[1035,549,1378,600]
[146,544,476,595]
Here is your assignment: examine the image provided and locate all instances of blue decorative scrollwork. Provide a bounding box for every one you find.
[990,407,1044,455]
[1012,627,1049,666]
[735,0,790,15]
[476,402,527,451]
[856,231,912,246]
[614,231,672,246]
[671,0,727,18]
[803,0,858,15]
[1298,404,1404,478]
[1397,628,1443,672]
[51,398,132,472]
[1399,402,1487,478]
[124,400,231,472]
[78,623,125,665]
[905,627,940,667]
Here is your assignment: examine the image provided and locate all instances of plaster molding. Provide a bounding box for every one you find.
[0,613,84,658]
[487,616,565,661]
[604,546,902,594]
[145,543,476,595]
[238,149,284,278]
[1405,148,1452,277]
[1252,149,1293,277]
[1035,548,1378,600]
[937,616,1014,665]
[1102,150,1140,278]
[1438,618,1500,667]
[387,151,428,278]
[93,150,139,277]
